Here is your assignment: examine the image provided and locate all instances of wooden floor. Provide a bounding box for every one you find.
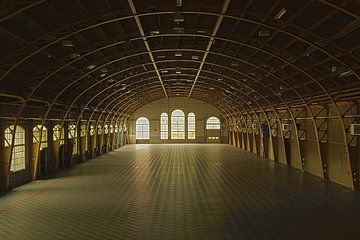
[0,144,359,240]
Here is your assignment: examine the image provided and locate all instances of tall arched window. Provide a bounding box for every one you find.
[97,125,103,135]
[80,124,87,151]
[160,113,168,139]
[5,125,25,172]
[80,124,87,138]
[136,117,150,140]
[53,125,64,144]
[104,124,109,135]
[33,125,48,150]
[4,125,26,172]
[68,123,78,155]
[90,125,95,136]
[188,113,196,139]
[171,109,185,139]
[206,117,221,129]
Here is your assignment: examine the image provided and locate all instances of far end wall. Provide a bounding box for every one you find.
[129,97,228,144]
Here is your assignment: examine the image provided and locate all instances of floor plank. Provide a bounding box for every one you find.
[0,144,359,240]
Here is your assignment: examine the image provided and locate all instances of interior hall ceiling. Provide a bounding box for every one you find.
[0,0,359,120]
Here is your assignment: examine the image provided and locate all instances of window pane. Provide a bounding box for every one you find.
[136,117,150,140]
[160,113,169,140]
[206,117,221,130]
[171,110,185,140]
[6,125,26,172]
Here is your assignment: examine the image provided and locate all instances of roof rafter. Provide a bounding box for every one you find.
[188,0,231,98]
[127,0,168,99]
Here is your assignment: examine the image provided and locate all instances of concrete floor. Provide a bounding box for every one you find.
[0,144,359,240]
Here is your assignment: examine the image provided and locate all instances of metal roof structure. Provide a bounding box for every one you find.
[0,0,359,122]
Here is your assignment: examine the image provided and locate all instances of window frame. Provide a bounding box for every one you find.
[206,117,221,130]
[171,109,185,140]
[68,123,78,155]
[53,124,65,145]
[33,125,48,150]
[136,117,150,140]
[160,113,168,140]
[187,112,196,140]
[4,125,26,172]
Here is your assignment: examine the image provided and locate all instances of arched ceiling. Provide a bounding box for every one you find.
[0,0,359,122]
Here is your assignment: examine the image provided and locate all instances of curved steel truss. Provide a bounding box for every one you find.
[0,0,360,190]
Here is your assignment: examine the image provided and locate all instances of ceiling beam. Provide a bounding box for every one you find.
[317,0,360,20]
[188,0,231,98]
[127,0,168,99]
[0,0,46,24]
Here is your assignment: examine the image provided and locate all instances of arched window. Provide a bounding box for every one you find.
[188,113,196,139]
[4,125,25,172]
[136,117,150,140]
[171,109,185,139]
[80,124,87,138]
[33,125,48,149]
[115,125,119,133]
[110,125,114,134]
[68,123,78,155]
[80,124,87,151]
[160,113,168,139]
[97,125,103,135]
[104,124,109,134]
[206,117,221,129]
[90,125,95,136]
[53,125,64,144]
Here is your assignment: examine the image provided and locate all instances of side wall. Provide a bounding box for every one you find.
[227,101,359,191]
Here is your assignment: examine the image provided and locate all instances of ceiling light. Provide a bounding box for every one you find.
[173,27,184,33]
[258,29,271,37]
[86,65,96,70]
[150,30,160,35]
[339,70,353,77]
[197,30,207,34]
[331,64,337,73]
[192,55,199,60]
[69,53,80,59]
[61,40,74,47]
[161,70,168,73]
[175,52,182,57]
[274,8,287,20]
[176,71,181,74]
[174,13,184,23]
[100,73,106,77]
